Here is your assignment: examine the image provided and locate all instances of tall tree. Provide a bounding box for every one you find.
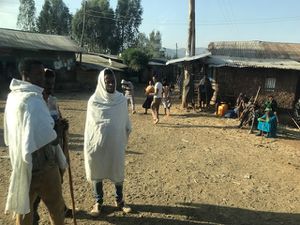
[72,0,117,53]
[135,30,164,58]
[115,0,143,51]
[37,0,72,35]
[17,0,36,31]
[148,30,164,58]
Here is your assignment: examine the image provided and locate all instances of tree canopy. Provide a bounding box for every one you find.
[72,0,117,53]
[121,48,149,72]
[115,0,143,51]
[135,30,165,58]
[36,0,72,35]
[17,0,36,31]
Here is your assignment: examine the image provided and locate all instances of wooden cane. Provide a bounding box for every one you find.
[63,130,77,225]
[288,111,300,130]
[291,117,300,130]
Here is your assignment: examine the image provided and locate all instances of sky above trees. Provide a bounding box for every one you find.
[1,0,300,49]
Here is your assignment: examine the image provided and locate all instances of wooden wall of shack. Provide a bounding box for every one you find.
[0,48,77,90]
[212,66,300,109]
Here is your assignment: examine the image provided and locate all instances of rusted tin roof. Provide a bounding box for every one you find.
[207,56,300,70]
[208,41,300,70]
[166,52,211,65]
[208,40,300,61]
[0,28,82,53]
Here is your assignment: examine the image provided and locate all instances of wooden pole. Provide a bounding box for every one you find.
[287,111,300,130]
[80,1,87,48]
[291,117,300,130]
[191,0,195,56]
[182,0,195,108]
[63,130,77,225]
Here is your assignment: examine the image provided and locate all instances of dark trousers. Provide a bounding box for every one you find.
[93,181,123,204]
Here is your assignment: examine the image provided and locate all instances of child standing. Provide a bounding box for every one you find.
[162,79,171,116]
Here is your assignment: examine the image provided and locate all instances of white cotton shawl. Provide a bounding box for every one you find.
[84,69,132,183]
[4,79,57,215]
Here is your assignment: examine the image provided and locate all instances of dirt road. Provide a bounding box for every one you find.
[0,90,300,225]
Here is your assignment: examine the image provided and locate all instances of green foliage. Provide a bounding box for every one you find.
[135,30,165,58]
[121,48,149,72]
[37,0,72,35]
[148,30,164,58]
[17,0,36,31]
[115,0,143,51]
[72,0,117,53]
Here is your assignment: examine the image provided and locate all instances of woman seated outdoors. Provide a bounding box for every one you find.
[256,107,277,138]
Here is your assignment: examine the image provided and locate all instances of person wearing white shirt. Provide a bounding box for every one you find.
[151,75,163,124]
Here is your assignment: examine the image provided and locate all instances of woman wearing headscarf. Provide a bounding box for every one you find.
[84,69,132,216]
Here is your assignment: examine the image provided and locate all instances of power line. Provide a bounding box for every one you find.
[87,9,130,20]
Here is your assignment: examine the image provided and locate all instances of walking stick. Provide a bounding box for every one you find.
[63,130,77,225]
[249,86,261,133]
[291,117,300,130]
[287,111,300,130]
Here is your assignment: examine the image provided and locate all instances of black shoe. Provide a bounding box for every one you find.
[64,206,73,218]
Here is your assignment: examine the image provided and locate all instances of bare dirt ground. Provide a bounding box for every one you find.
[0,87,300,225]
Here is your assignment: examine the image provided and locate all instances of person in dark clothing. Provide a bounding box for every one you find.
[142,80,154,114]
[198,75,214,109]
[238,97,257,128]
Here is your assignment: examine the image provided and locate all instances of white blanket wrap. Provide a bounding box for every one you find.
[4,79,57,215]
[84,69,131,183]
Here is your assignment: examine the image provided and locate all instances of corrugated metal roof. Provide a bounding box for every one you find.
[0,28,82,52]
[80,54,127,72]
[166,52,211,65]
[208,40,300,61]
[207,55,300,70]
[148,61,166,66]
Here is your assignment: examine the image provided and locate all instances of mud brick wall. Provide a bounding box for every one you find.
[215,67,300,109]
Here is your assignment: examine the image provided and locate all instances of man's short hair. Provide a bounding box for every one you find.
[18,59,43,77]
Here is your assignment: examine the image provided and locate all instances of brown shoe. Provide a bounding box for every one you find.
[115,200,132,213]
[90,203,102,217]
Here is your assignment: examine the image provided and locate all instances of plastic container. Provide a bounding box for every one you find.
[218,103,228,116]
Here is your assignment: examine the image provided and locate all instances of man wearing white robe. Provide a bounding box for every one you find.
[84,68,132,216]
[4,59,66,225]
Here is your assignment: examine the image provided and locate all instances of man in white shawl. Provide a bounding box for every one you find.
[84,68,132,216]
[4,59,66,225]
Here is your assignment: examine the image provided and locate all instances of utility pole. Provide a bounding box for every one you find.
[80,1,87,48]
[191,0,195,56]
[187,0,195,57]
[80,0,87,63]
[182,0,195,108]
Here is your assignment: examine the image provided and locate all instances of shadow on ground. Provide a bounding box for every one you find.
[73,203,300,225]
[158,122,237,130]
[0,129,5,147]
[277,128,300,140]
[68,133,84,151]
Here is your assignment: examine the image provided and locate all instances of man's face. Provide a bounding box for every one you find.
[29,64,45,87]
[104,74,115,93]
[268,96,273,101]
